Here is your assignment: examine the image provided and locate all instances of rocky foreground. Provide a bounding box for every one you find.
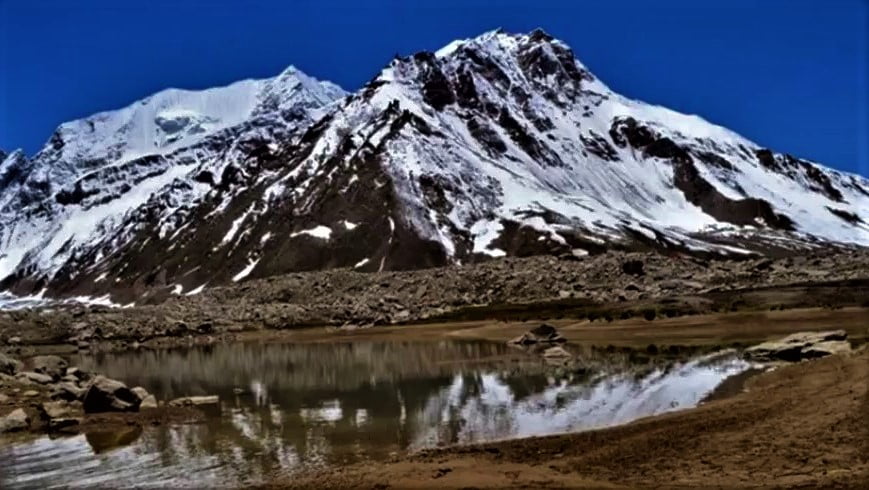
[0,250,867,351]
[0,353,208,436]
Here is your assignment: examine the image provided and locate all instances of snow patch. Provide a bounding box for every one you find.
[291,225,332,240]
[185,283,207,296]
[232,259,260,282]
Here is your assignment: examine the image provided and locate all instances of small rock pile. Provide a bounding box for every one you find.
[0,353,166,435]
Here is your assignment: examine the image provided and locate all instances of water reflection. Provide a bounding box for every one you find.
[0,341,750,488]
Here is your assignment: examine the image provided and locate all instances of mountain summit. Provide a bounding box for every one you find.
[1,30,867,303]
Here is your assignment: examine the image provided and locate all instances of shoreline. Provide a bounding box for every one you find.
[262,345,869,489]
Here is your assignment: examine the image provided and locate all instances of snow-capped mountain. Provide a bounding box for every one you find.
[1,29,867,303]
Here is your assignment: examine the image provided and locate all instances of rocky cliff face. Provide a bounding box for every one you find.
[1,29,867,304]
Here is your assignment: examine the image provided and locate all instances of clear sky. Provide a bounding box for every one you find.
[0,0,866,176]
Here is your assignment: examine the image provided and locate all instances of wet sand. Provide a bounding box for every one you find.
[264,345,869,489]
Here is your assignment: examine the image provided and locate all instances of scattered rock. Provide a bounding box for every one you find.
[745,330,851,362]
[51,382,86,402]
[0,353,22,375]
[82,376,141,413]
[509,323,567,345]
[31,355,68,380]
[19,371,54,384]
[168,395,219,407]
[22,390,39,397]
[0,408,30,433]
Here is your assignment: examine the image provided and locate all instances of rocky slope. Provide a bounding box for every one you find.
[0,249,866,350]
[1,29,867,304]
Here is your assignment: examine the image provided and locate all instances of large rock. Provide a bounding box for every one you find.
[0,353,22,375]
[745,330,851,362]
[31,355,68,380]
[82,376,140,413]
[509,323,567,345]
[0,408,30,433]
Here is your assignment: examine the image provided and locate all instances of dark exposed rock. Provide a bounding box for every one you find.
[580,131,619,161]
[827,207,863,225]
[622,260,645,276]
[82,376,141,413]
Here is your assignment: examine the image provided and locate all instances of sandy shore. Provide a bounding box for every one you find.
[264,344,869,488]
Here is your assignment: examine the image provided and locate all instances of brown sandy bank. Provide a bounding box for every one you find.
[264,346,869,489]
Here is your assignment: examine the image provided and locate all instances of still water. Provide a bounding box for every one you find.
[0,340,750,488]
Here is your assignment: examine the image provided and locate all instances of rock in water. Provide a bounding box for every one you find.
[0,353,22,375]
[31,355,68,380]
[168,396,219,407]
[131,387,158,409]
[745,330,851,362]
[82,376,141,413]
[542,346,572,358]
[509,323,567,345]
[0,408,30,433]
[39,400,83,432]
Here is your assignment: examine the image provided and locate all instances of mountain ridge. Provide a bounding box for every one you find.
[0,28,866,305]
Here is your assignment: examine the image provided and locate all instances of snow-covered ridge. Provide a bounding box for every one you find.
[0,65,346,288]
[0,29,866,305]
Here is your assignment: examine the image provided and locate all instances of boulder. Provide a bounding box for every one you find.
[0,353,21,375]
[0,408,30,433]
[50,382,86,402]
[82,376,140,413]
[508,323,567,345]
[168,395,219,407]
[19,371,54,384]
[31,355,68,380]
[745,330,851,362]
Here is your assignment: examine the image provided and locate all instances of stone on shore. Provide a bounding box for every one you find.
[509,323,567,345]
[0,408,30,433]
[745,330,851,362]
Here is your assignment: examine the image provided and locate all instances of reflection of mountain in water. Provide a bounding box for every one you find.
[1,342,750,488]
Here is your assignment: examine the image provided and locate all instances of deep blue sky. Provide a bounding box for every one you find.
[0,0,866,176]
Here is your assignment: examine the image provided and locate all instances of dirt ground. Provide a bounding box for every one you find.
[265,345,869,489]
